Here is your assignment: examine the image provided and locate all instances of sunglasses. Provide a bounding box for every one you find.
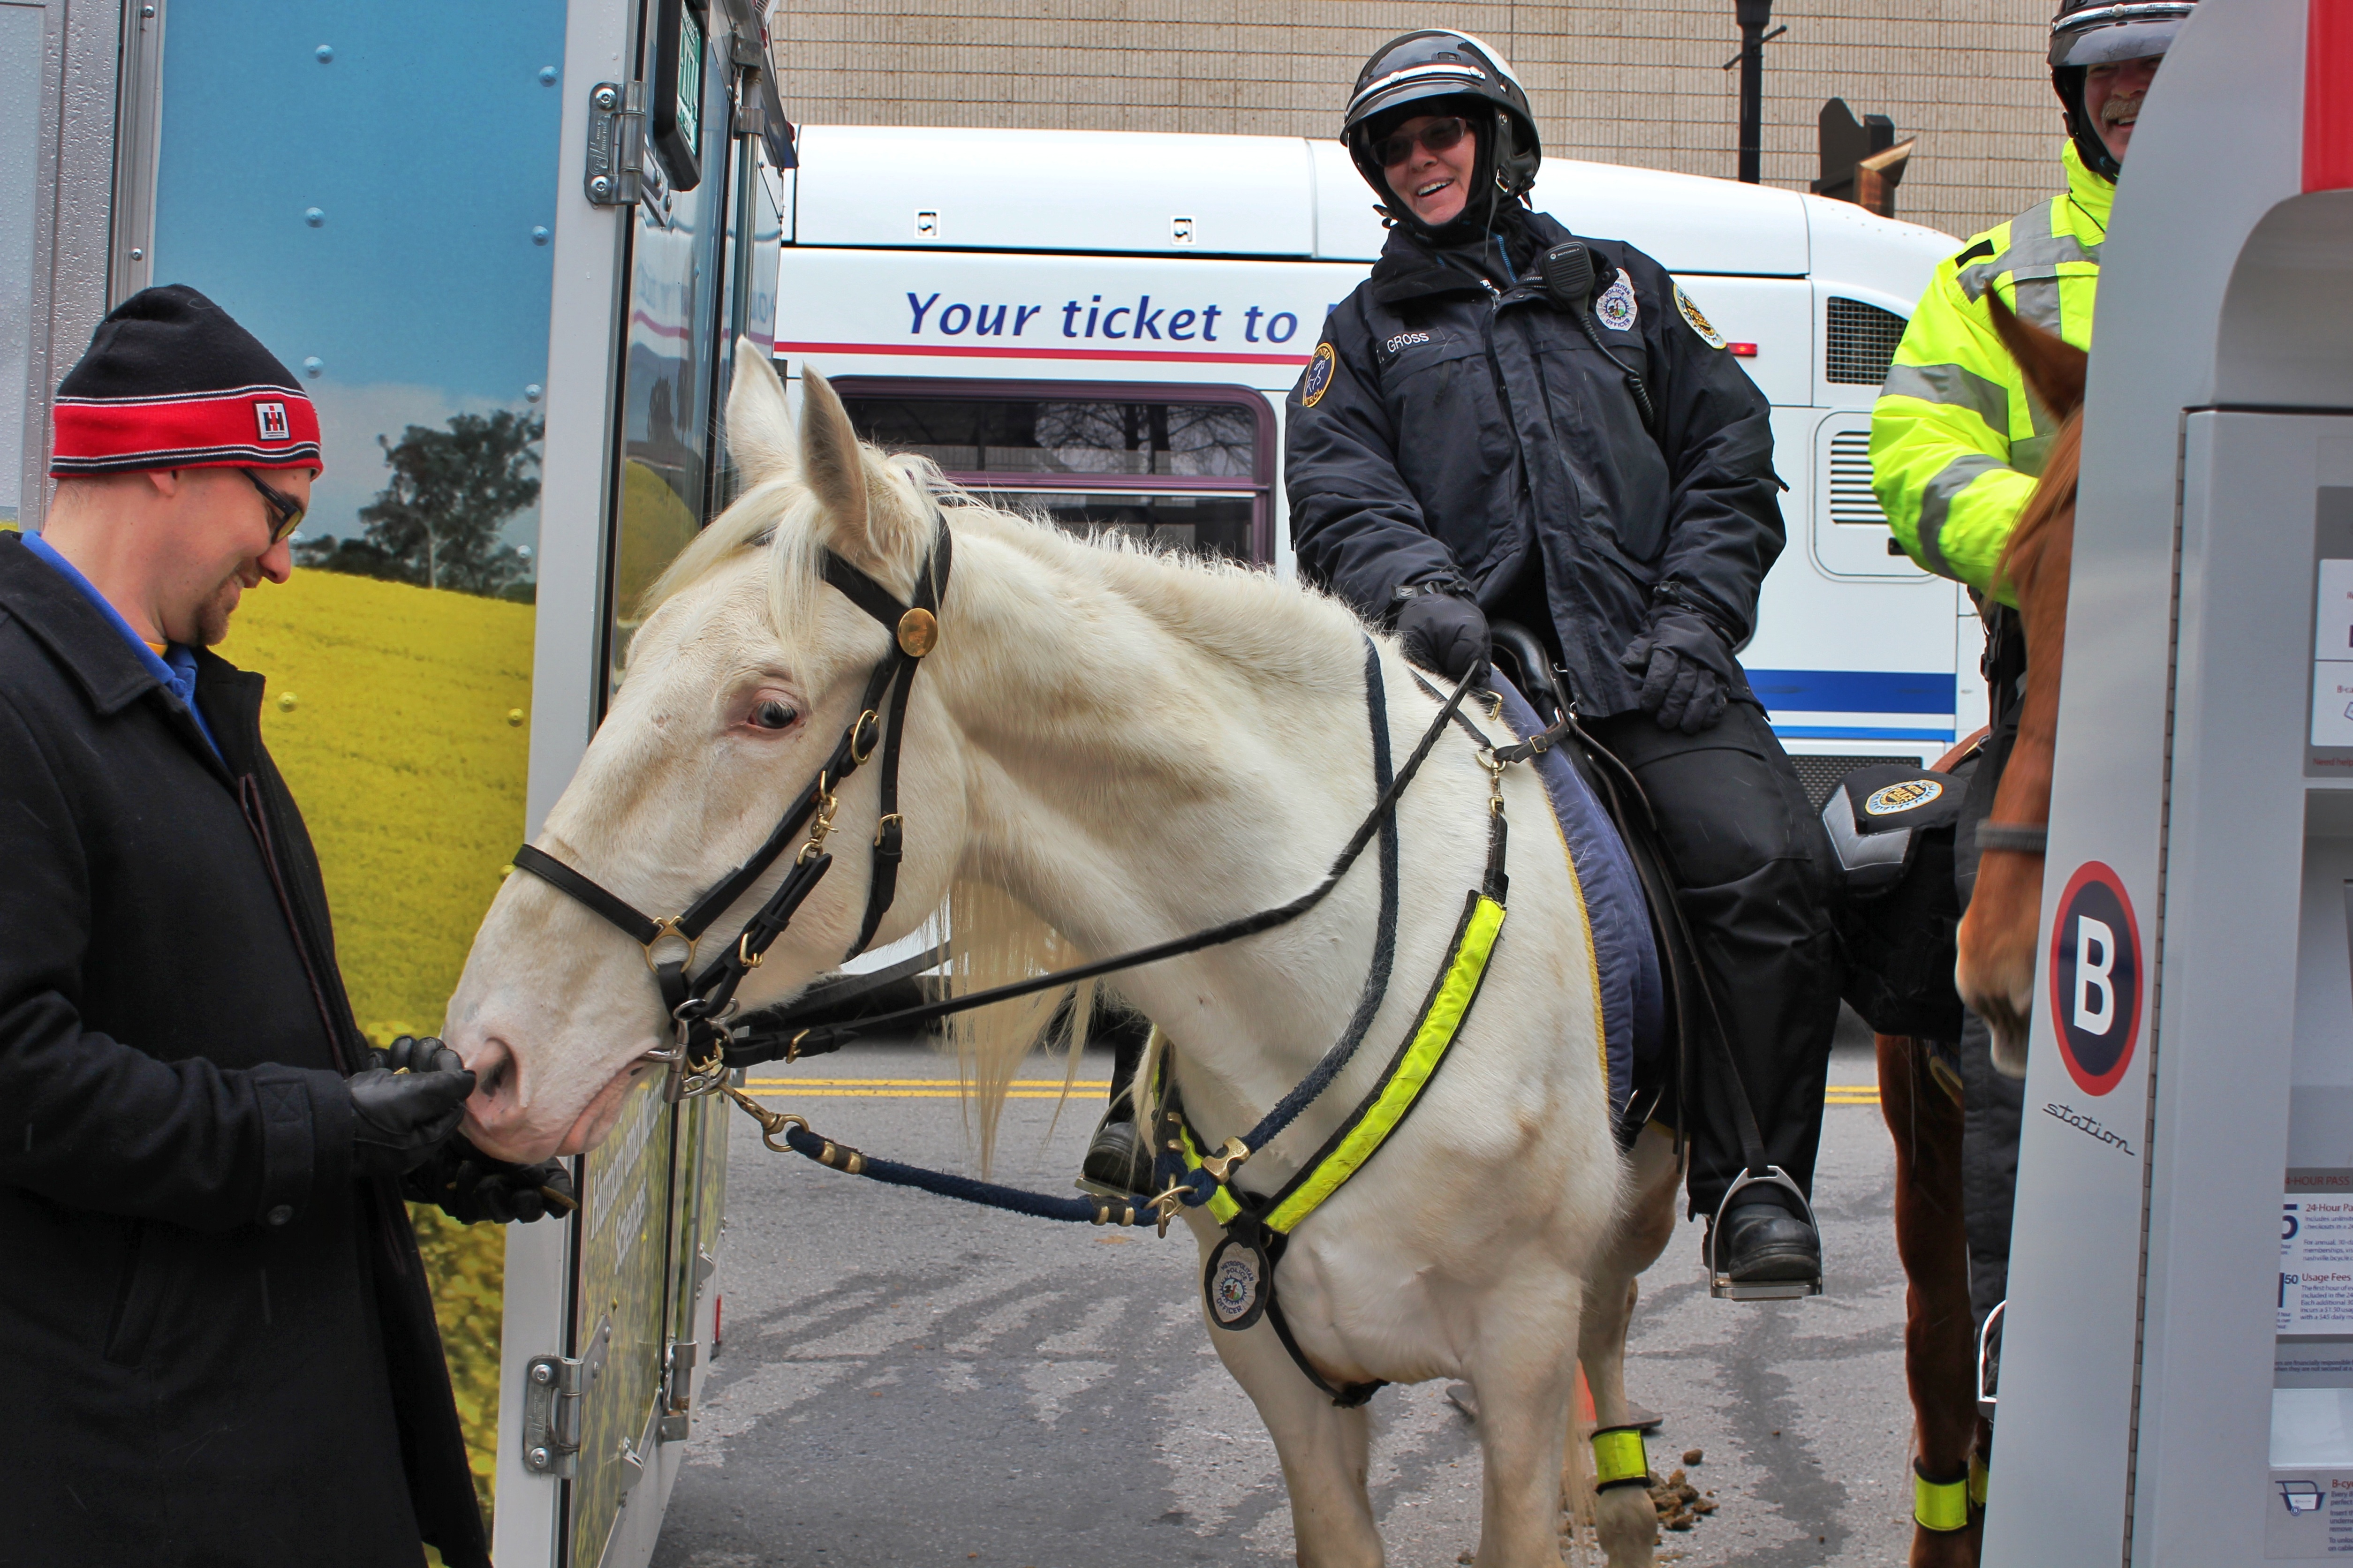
[1371,115,1470,169]
[242,467,306,546]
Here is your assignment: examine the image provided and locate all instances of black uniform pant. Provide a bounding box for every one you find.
[1953,693,2027,1330]
[1585,700,1845,1216]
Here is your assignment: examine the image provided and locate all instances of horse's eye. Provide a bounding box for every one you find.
[750,700,797,731]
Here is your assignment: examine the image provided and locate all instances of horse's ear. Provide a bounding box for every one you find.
[1985,291,2088,423]
[797,365,874,555]
[724,340,796,486]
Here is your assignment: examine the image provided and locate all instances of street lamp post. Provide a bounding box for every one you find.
[1735,0,1773,183]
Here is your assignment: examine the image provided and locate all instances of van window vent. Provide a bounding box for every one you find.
[1825,297,1908,385]
[1826,431,1888,525]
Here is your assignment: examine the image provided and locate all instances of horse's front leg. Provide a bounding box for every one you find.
[1579,1125,1681,1568]
[1879,1032,1983,1567]
[1186,1219,1384,1568]
[1462,1261,1585,1567]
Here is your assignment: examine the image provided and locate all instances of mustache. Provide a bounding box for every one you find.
[2100,90,2145,125]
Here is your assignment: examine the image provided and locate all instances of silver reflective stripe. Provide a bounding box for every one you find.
[1915,452,2007,580]
[1883,362,2012,436]
[2012,432,2056,479]
[2010,275,2065,335]
[1955,198,2102,303]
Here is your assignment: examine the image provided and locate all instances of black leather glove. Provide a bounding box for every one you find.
[1394,587,1490,681]
[1619,605,1741,734]
[349,1035,477,1180]
[402,1134,576,1224]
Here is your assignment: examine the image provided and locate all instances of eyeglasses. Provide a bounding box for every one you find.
[242,467,305,546]
[1371,115,1470,169]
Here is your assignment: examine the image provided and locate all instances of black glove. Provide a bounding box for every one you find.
[1619,605,1740,734]
[402,1134,577,1224]
[1394,587,1490,681]
[349,1035,477,1180]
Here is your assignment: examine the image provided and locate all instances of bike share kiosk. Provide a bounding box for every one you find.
[1982,1,2353,1561]
[8,2,789,1563]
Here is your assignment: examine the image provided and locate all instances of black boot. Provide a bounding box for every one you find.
[1080,1107,1154,1196]
[1704,1200,1823,1286]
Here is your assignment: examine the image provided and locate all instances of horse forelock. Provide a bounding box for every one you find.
[1997,416,2081,611]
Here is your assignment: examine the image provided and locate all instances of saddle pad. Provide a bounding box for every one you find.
[1490,676,1666,1126]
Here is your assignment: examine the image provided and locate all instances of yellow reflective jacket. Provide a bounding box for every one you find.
[1870,143,2113,604]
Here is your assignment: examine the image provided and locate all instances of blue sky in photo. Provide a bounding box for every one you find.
[152,0,568,548]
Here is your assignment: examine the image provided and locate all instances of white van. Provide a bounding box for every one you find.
[770,125,1979,792]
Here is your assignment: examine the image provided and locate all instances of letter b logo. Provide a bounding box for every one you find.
[2050,862,2141,1096]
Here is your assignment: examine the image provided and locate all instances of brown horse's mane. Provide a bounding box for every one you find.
[1983,292,2090,611]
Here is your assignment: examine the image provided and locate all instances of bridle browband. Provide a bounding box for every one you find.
[510,513,954,1101]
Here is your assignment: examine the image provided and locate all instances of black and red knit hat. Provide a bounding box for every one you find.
[49,284,322,477]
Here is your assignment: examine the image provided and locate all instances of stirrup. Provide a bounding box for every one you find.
[1976,1299,2005,1421]
[1705,1166,1824,1301]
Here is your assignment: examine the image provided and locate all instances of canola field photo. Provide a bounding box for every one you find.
[217,568,536,1532]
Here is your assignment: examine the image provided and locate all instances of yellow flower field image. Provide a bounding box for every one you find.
[218,568,536,1530]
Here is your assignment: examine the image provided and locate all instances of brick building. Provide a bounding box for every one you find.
[769,0,2067,244]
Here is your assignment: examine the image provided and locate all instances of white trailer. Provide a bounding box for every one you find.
[5,2,787,1563]
[771,124,1975,797]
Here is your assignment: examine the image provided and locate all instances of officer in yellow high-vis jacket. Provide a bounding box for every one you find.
[1867,0,2196,1462]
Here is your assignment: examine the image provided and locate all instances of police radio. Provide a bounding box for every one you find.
[1541,240,1657,435]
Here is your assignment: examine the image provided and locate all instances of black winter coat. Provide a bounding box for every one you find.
[0,533,488,1568]
[1285,210,1783,718]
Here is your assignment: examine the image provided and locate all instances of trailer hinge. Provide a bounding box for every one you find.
[522,1315,612,1477]
[658,1338,701,1441]
[584,81,645,207]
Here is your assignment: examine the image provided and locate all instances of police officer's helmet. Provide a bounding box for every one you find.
[1344,31,1540,225]
[2049,0,2197,180]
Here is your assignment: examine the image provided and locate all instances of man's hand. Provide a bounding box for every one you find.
[1395,589,1491,682]
[402,1136,577,1224]
[1620,606,1740,734]
[349,1035,476,1180]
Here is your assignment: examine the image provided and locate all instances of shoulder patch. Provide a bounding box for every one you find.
[1595,271,1638,333]
[1674,285,1726,350]
[1301,342,1337,407]
[1955,238,1997,267]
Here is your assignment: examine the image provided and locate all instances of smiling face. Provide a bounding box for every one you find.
[1380,113,1480,227]
[2084,53,2161,164]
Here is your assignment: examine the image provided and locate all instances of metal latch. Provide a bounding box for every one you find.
[658,1338,700,1441]
[522,1315,611,1477]
[584,81,645,207]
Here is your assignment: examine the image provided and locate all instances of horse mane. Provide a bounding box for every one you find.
[642,409,1356,1172]
[1984,293,2088,610]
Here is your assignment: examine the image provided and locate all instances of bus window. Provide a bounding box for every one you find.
[833,380,1274,564]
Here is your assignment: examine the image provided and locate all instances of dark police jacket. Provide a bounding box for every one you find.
[0,532,488,1568]
[1286,210,1783,718]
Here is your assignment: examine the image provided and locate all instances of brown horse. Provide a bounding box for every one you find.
[1953,295,2089,1071]
[1882,294,2088,1566]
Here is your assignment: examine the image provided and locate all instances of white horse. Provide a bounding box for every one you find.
[445,350,1682,1568]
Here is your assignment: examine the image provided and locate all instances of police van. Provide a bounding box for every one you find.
[770,124,1980,797]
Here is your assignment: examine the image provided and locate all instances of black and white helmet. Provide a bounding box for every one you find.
[2049,0,2197,178]
[1343,31,1540,223]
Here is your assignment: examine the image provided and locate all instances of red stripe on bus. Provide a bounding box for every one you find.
[2309,0,2353,191]
[772,340,1314,367]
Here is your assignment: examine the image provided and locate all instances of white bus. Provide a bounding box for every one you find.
[770,123,1981,799]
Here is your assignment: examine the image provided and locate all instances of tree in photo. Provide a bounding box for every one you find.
[341,410,543,596]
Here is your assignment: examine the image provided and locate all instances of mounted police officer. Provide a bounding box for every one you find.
[1283,31,1843,1290]
[1872,0,2193,1340]
[0,285,570,1566]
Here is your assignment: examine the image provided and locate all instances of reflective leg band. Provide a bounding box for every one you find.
[1592,1425,1649,1492]
[1969,1452,1989,1508]
[1914,1464,1971,1532]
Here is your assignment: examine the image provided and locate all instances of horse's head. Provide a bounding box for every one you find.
[446,354,969,1160]
[1955,294,2089,1075]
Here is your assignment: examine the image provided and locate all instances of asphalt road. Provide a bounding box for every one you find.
[650,1021,1908,1568]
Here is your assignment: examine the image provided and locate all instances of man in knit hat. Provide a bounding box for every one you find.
[0,285,564,1566]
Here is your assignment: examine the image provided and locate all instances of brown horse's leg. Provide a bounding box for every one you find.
[1879,1031,1982,1567]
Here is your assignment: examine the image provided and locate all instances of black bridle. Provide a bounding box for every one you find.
[510,517,953,1101]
